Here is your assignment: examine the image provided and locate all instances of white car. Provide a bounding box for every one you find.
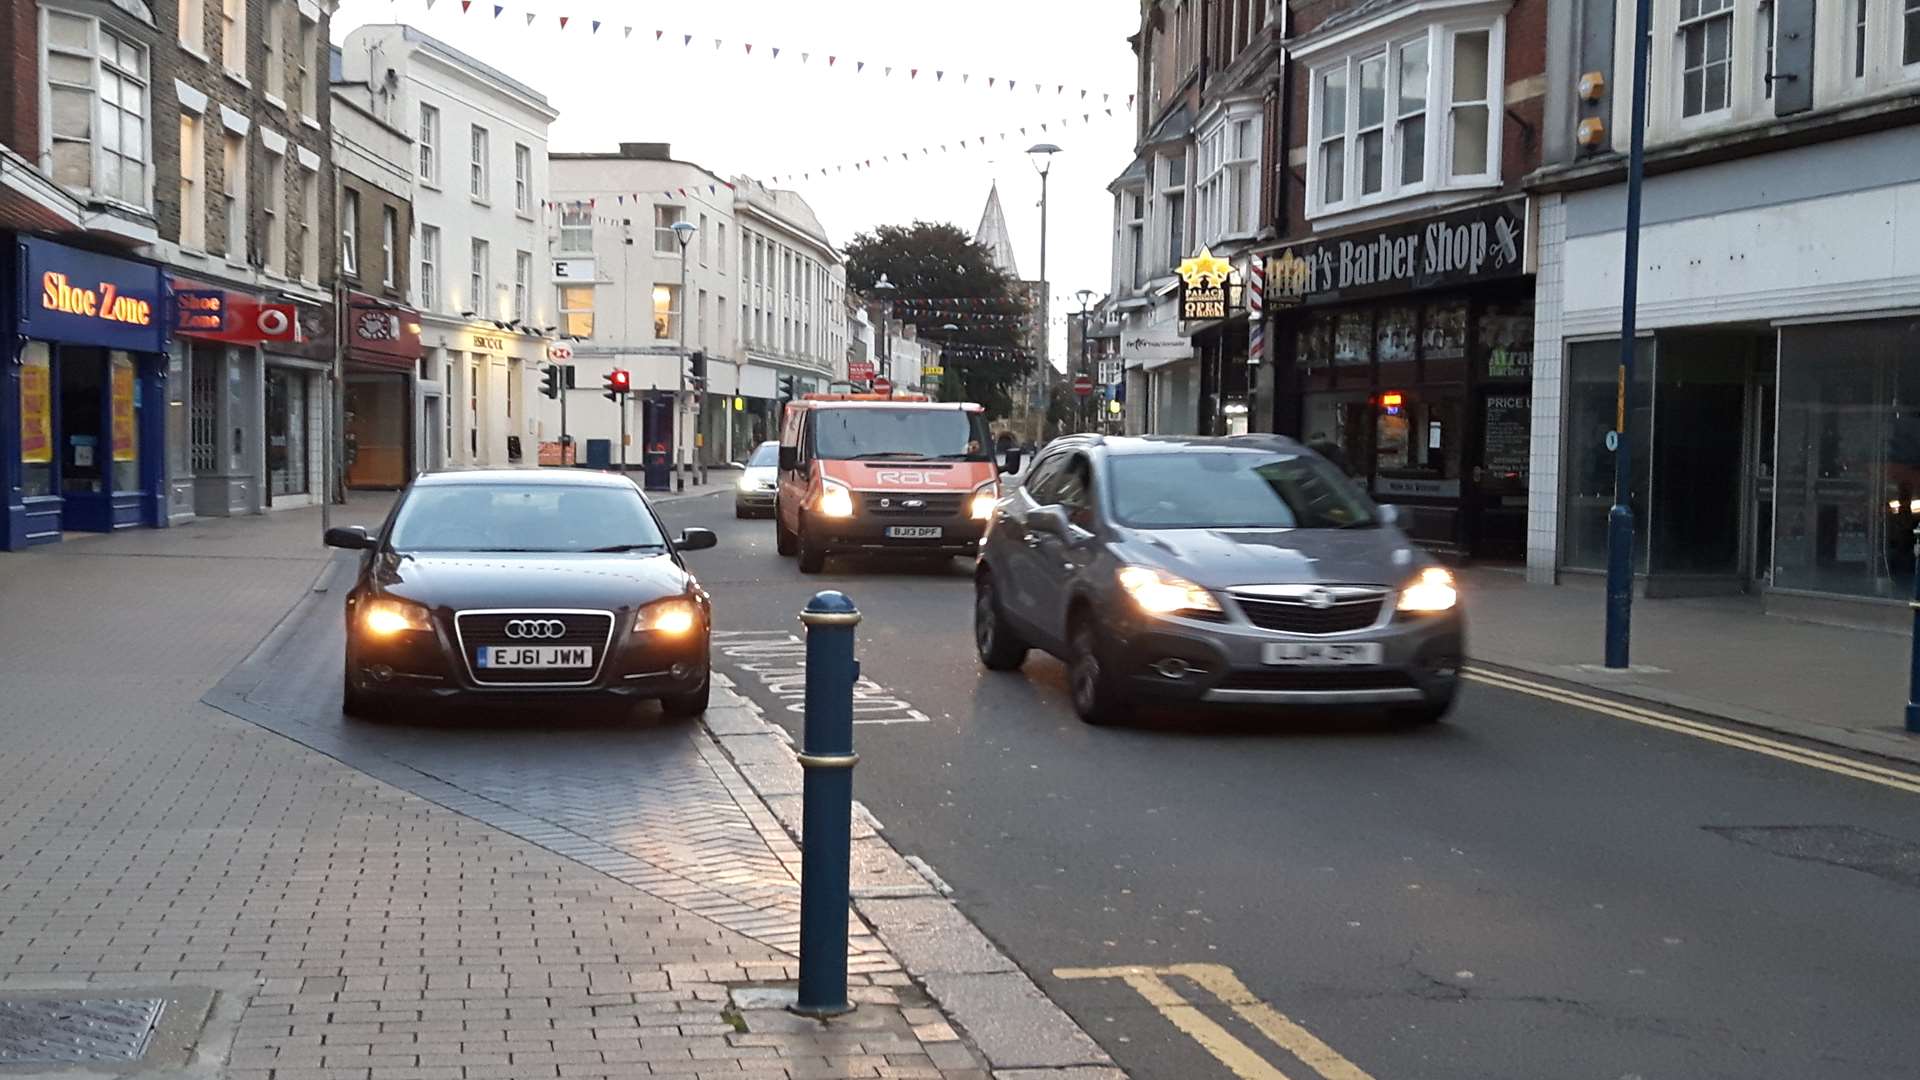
[734,441,779,518]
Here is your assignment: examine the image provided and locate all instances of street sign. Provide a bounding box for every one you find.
[873,376,893,395]
[547,341,574,362]
[921,365,944,377]
[1073,373,1094,397]
[848,359,876,381]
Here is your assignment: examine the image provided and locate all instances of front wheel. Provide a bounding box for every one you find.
[1067,614,1132,727]
[796,515,827,574]
[660,670,711,718]
[974,573,1029,671]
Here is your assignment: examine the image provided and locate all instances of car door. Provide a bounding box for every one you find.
[996,449,1068,631]
[1023,453,1098,646]
[776,409,807,532]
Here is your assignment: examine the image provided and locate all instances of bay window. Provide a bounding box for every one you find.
[1196,112,1262,243]
[44,11,149,207]
[1304,13,1504,218]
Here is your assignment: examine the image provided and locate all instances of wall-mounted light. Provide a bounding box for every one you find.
[1577,71,1607,102]
[1577,117,1608,149]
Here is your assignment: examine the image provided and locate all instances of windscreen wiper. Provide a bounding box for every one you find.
[586,543,667,553]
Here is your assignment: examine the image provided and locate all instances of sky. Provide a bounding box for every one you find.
[332,0,1141,366]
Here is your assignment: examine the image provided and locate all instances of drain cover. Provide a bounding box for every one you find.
[1706,825,1920,889]
[0,998,166,1064]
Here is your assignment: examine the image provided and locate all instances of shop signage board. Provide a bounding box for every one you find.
[848,359,876,381]
[175,286,301,344]
[15,237,167,352]
[1121,323,1192,368]
[346,294,423,369]
[1272,198,1527,305]
[1177,247,1233,321]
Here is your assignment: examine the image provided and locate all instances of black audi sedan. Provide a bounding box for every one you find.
[323,470,717,719]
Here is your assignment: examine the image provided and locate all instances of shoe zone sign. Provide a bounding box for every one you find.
[16,237,168,352]
[1275,198,1526,304]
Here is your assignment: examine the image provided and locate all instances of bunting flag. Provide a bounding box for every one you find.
[386,0,1138,108]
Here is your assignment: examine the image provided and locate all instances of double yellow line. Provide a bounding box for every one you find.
[1054,964,1375,1080]
[1463,666,1920,795]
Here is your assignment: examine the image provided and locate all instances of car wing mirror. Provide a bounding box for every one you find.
[324,525,376,550]
[676,527,718,551]
[1377,504,1401,526]
[999,447,1024,475]
[778,445,798,471]
[1026,505,1069,537]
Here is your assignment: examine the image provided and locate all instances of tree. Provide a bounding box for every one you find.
[844,222,1032,419]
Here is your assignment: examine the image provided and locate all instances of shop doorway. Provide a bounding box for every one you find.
[345,373,411,488]
[265,367,310,506]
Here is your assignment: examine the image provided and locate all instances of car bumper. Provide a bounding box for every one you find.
[349,623,709,702]
[814,514,986,556]
[1105,607,1464,708]
[735,488,777,510]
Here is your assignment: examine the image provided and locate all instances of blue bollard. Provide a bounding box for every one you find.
[1907,525,1920,734]
[792,590,861,1017]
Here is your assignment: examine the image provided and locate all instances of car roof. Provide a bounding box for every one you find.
[792,400,981,410]
[1049,433,1311,457]
[412,469,641,489]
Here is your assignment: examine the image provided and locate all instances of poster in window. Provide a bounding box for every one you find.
[1483,394,1531,493]
[1423,301,1469,381]
[20,353,52,464]
[1477,303,1534,380]
[1377,306,1417,383]
[111,355,137,462]
[1334,313,1371,366]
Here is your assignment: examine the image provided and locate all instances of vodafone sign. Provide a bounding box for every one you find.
[174,285,301,344]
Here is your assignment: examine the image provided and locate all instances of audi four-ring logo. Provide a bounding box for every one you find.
[504,618,567,639]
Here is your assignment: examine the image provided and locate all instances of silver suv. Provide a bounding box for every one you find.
[973,434,1465,726]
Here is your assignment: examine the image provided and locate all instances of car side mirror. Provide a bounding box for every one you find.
[1377,504,1401,526]
[676,527,718,552]
[778,445,798,472]
[999,447,1023,475]
[324,525,376,550]
[1026,505,1069,537]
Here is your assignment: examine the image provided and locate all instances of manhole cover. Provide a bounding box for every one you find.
[0,998,166,1064]
[1705,825,1920,889]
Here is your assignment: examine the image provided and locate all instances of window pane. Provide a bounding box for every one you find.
[47,52,91,84]
[1397,39,1428,114]
[1704,58,1728,112]
[48,12,89,48]
[1563,339,1652,572]
[1907,4,1920,66]
[1399,115,1425,185]
[52,88,91,137]
[1451,105,1488,176]
[1320,67,1346,134]
[1452,31,1489,102]
[1321,141,1344,203]
[52,140,90,186]
[1360,130,1384,194]
[1683,69,1704,115]
[1358,54,1385,127]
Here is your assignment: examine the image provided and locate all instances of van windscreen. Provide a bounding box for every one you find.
[810,409,993,462]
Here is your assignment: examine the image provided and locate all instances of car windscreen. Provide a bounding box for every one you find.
[809,408,992,461]
[747,442,780,468]
[386,483,668,552]
[1108,450,1379,530]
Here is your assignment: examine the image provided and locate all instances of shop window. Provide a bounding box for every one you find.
[266,367,308,497]
[19,343,54,497]
[559,284,593,338]
[1775,318,1920,598]
[1475,301,1534,381]
[654,284,680,340]
[1333,311,1372,370]
[1563,339,1653,573]
[110,352,138,493]
[1299,315,1336,392]
[1303,391,1372,480]
[1376,305,1418,387]
[1421,300,1469,383]
[167,343,189,482]
[1374,390,1461,499]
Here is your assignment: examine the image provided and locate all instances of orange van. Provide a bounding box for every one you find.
[774,394,1013,573]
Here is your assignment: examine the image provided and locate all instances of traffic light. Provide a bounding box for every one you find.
[602,368,630,402]
[688,350,707,383]
[778,374,797,402]
[540,363,563,400]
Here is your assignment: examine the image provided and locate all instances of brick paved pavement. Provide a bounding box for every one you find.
[0,499,999,1079]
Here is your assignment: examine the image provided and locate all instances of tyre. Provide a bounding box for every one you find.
[796,515,827,574]
[660,669,711,718]
[974,572,1029,671]
[775,505,798,556]
[1067,611,1132,726]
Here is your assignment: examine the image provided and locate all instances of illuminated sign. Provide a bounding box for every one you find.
[41,272,152,326]
[15,237,167,352]
[175,290,227,333]
[1177,247,1233,322]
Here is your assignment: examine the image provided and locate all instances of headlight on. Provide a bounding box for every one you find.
[636,597,700,635]
[737,474,757,491]
[1116,565,1221,616]
[1398,567,1458,612]
[970,479,999,521]
[362,598,432,635]
[816,479,855,519]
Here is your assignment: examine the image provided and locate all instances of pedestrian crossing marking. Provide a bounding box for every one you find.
[1053,963,1374,1080]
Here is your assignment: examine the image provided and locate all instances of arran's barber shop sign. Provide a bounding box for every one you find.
[16,237,168,352]
[1282,198,1526,304]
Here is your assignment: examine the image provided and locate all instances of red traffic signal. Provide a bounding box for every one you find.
[603,368,631,402]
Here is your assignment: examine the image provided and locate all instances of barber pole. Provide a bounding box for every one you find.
[1247,259,1265,364]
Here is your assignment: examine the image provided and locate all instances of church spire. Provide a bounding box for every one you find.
[973,182,1020,279]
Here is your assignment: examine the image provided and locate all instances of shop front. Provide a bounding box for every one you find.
[1269,198,1532,558]
[3,236,170,549]
[171,280,303,517]
[343,294,422,489]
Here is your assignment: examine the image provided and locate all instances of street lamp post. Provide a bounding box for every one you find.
[672,219,697,493]
[873,273,895,389]
[1604,0,1654,668]
[1075,289,1095,433]
[1027,143,1060,440]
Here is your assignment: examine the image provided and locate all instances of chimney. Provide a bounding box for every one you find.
[618,142,672,160]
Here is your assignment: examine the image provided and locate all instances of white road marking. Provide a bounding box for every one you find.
[716,633,932,726]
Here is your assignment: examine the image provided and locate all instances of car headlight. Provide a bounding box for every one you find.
[1398,566,1458,612]
[1116,565,1221,616]
[737,474,757,492]
[636,596,700,635]
[969,478,999,521]
[816,479,855,519]
[362,597,432,636]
